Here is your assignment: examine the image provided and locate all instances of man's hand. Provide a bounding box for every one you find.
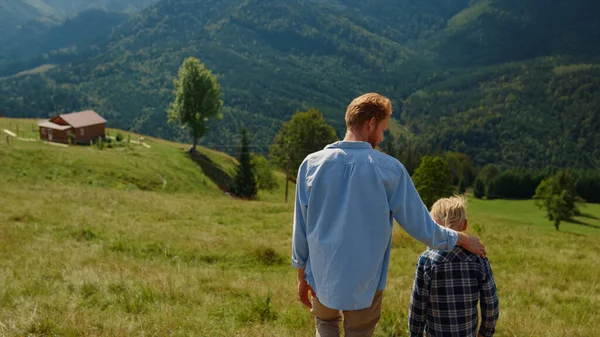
[298,279,315,309]
[297,269,315,309]
[457,232,486,257]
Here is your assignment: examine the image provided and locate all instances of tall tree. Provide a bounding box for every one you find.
[475,164,501,198]
[168,57,222,153]
[233,126,258,199]
[534,170,582,231]
[269,108,338,182]
[444,152,474,187]
[412,156,455,209]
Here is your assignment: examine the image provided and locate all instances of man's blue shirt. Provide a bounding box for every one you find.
[292,141,458,310]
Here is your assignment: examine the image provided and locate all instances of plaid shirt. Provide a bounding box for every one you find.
[409,247,499,337]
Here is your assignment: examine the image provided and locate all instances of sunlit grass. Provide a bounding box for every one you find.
[0,118,598,336]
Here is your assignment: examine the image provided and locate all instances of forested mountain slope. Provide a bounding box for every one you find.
[1,0,598,168]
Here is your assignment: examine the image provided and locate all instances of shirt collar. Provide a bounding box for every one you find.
[325,141,373,150]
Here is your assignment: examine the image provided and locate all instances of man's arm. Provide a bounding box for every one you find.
[478,259,499,337]
[408,260,429,337]
[291,161,312,308]
[292,162,309,270]
[390,165,485,257]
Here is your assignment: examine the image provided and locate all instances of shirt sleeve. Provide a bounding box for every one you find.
[389,164,458,251]
[408,259,429,337]
[291,160,309,270]
[478,258,500,337]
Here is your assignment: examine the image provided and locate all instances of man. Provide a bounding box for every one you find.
[409,196,499,337]
[291,93,486,337]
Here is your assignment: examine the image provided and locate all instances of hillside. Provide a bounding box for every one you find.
[0,0,599,168]
[0,10,129,71]
[402,60,600,168]
[0,118,290,201]
[0,0,159,68]
[0,0,157,25]
[1,153,599,335]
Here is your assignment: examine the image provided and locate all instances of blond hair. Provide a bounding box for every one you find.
[430,195,467,231]
[345,93,392,128]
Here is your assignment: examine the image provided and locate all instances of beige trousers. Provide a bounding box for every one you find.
[310,291,383,337]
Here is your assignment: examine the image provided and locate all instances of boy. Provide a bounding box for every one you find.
[408,196,499,337]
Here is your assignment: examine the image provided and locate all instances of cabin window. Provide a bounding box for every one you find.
[80,128,85,136]
[41,128,46,135]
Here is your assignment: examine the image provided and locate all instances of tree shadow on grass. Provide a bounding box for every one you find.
[188,151,234,193]
[564,218,600,229]
[579,212,599,220]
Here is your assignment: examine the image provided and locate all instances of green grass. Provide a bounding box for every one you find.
[0,118,599,336]
[1,182,598,336]
[0,118,290,201]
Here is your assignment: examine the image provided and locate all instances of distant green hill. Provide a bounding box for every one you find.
[0,0,599,169]
[0,10,129,70]
[0,0,158,68]
[0,0,156,24]
[0,118,230,195]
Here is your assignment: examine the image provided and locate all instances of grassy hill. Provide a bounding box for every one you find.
[0,130,599,335]
[0,118,290,202]
[1,118,599,336]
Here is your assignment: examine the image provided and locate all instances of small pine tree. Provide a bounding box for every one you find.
[233,127,258,199]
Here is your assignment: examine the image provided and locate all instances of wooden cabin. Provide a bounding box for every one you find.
[38,110,106,144]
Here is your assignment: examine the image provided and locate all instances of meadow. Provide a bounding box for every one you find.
[1,118,599,336]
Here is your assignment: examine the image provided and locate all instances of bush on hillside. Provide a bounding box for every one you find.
[251,155,279,191]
